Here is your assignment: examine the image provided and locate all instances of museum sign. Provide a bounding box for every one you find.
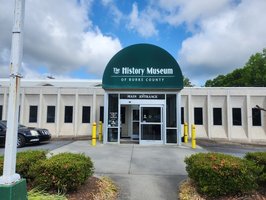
[102,43,183,90]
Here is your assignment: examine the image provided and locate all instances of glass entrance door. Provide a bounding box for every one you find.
[140,105,163,144]
[131,106,140,140]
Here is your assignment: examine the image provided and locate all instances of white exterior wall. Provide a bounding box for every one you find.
[0,79,265,143]
[210,96,227,139]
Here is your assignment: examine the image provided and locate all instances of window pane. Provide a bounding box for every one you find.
[232,108,242,126]
[29,106,38,123]
[82,106,91,123]
[181,107,184,124]
[166,129,177,143]
[213,108,222,125]
[108,94,118,127]
[141,107,161,122]
[252,108,261,126]
[0,105,2,120]
[121,107,125,124]
[64,106,73,123]
[47,106,55,123]
[166,94,176,127]
[194,107,203,125]
[100,106,104,123]
[108,128,118,142]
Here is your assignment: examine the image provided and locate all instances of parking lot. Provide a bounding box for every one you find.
[0,139,74,155]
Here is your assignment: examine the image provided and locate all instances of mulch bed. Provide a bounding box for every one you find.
[67,177,101,200]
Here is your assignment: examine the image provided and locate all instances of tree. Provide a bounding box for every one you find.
[183,76,194,87]
[205,49,266,87]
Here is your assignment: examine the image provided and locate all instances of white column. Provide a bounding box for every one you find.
[19,88,25,124]
[246,95,251,141]
[103,92,108,144]
[207,92,211,139]
[38,90,43,128]
[226,91,232,140]
[56,89,61,137]
[177,92,182,146]
[92,92,97,123]
[188,92,192,138]
[74,90,78,137]
[0,0,25,184]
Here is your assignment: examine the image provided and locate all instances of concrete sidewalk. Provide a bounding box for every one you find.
[50,141,206,200]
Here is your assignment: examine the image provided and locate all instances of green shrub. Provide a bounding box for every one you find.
[30,153,94,193]
[185,153,261,197]
[28,189,67,200]
[0,150,47,179]
[245,152,266,186]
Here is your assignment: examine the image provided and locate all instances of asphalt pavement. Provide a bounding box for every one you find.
[0,140,74,155]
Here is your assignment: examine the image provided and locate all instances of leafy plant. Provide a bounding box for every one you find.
[245,152,266,186]
[185,153,261,197]
[30,153,94,193]
[0,150,47,179]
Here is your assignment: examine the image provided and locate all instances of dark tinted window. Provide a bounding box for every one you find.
[232,108,242,126]
[0,105,2,120]
[213,108,222,125]
[47,106,55,123]
[64,106,73,123]
[252,108,261,126]
[181,107,184,124]
[100,106,104,123]
[29,106,38,123]
[82,106,91,123]
[194,107,203,125]
[166,94,176,127]
[121,107,125,124]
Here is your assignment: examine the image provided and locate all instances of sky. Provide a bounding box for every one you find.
[0,0,266,86]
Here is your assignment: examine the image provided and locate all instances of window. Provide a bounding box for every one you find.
[166,94,177,127]
[82,106,91,123]
[194,107,203,125]
[213,108,222,125]
[121,107,125,124]
[181,107,184,124]
[100,106,104,123]
[252,108,261,126]
[29,106,38,123]
[232,108,242,126]
[64,106,73,123]
[47,106,55,123]
[0,105,3,120]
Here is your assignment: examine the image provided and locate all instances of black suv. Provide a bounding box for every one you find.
[0,120,51,147]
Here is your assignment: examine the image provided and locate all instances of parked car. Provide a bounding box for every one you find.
[0,120,51,148]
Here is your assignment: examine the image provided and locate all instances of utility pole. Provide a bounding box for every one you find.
[0,0,27,199]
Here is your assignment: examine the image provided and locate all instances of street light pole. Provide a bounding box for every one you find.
[0,0,25,185]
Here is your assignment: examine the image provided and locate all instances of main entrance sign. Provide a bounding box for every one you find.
[102,44,183,90]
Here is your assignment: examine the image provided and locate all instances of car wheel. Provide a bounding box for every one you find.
[17,135,25,148]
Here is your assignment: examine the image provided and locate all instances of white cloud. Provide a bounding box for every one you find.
[128,3,159,38]
[0,0,122,79]
[178,0,266,85]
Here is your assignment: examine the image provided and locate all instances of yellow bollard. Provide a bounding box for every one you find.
[92,122,97,146]
[98,121,103,142]
[184,122,188,143]
[191,124,196,149]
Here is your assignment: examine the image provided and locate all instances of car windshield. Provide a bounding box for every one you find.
[0,121,26,128]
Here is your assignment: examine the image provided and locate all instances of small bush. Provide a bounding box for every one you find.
[28,189,67,200]
[185,153,261,197]
[0,150,47,179]
[245,152,266,186]
[30,153,94,193]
